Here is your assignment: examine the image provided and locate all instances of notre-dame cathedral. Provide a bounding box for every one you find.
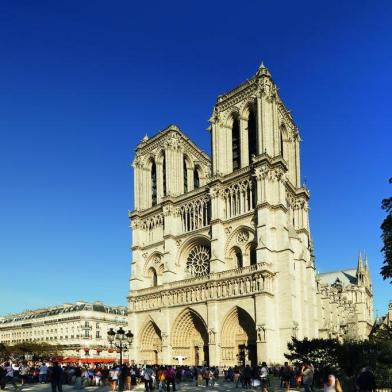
[127,64,374,366]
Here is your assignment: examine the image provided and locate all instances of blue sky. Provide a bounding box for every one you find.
[0,1,390,317]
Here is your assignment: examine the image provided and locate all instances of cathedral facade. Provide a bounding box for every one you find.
[127,65,373,366]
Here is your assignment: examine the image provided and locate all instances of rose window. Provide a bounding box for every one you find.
[186,245,210,276]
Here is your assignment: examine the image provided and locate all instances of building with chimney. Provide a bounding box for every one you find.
[0,301,127,362]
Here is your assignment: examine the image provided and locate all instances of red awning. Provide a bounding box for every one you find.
[61,357,128,364]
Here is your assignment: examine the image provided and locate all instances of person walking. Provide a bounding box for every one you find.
[259,362,269,392]
[4,363,19,391]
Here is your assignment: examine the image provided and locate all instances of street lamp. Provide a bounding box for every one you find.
[107,327,134,365]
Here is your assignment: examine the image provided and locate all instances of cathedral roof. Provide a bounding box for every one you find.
[317,268,358,286]
[137,124,210,163]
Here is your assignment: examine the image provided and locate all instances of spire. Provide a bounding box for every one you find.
[364,254,369,270]
[142,134,149,142]
[357,251,364,272]
[256,62,271,78]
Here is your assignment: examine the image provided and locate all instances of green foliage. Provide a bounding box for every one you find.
[0,342,61,359]
[285,337,392,387]
[285,337,340,372]
[381,177,392,282]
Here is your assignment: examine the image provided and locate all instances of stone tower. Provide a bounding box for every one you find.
[127,65,362,366]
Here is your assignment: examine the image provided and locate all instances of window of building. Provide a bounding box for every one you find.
[248,110,257,161]
[232,117,241,170]
[183,158,188,193]
[194,168,200,189]
[250,245,257,266]
[96,331,100,339]
[162,153,167,196]
[149,268,158,287]
[235,250,243,268]
[151,160,157,206]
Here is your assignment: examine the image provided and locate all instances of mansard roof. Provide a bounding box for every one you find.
[317,268,358,286]
[0,301,127,324]
[135,124,210,164]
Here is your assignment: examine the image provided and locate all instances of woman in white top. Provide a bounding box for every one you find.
[324,374,343,392]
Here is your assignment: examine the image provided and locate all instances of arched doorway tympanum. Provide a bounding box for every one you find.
[139,320,162,365]
[171,308,209,366]
[221,307,257,366]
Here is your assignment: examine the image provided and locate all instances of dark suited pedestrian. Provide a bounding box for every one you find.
[50,362,63,392]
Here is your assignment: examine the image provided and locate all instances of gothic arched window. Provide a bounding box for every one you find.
[183,157,188,193]
[162,153,167,197]
[235,250,243,268]
[280,132,284,157]
[250,244,257,266]
[151,160,157,206]
[194,168,200,189]
[248,110,257,162]
[149,268,158,287]
[232,117,240,170]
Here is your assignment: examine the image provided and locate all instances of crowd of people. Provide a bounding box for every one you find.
[0,359,378,392]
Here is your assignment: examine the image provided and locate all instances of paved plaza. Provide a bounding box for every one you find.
[4,379,305,392]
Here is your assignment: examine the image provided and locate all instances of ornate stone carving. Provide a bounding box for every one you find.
[164,131,182,151]
[224,226,233,235]
[254,165,269,180]
[208,329,216,344]
[237,230,249,244]
[256,324,266,342]
[186,245,210,277]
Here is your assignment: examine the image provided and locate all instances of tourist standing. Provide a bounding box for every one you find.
[281,362,292,391]
[50,362,63,392]
[301,363,314,392]
[39,362,49,383]
[242,365,252,389]
[109,366,120,392]
[324,374,343,392]
[165,366,176,392]
[356,368,376,392]
[142,365,154,392]
[0,364,6,390]
[19,363,30,386]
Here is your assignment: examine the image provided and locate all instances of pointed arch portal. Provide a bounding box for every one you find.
[139,320,162,365]
[221,307,257,366]
[171,308,209,366]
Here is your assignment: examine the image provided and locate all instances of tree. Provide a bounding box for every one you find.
[381,177,392,282]
[285,337,392,388]
[285,337,340,373]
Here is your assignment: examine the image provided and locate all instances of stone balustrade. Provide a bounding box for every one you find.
[129,262,274,312]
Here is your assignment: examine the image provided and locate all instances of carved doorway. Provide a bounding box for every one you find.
[221,307,257,367]
[171,308,209,366]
